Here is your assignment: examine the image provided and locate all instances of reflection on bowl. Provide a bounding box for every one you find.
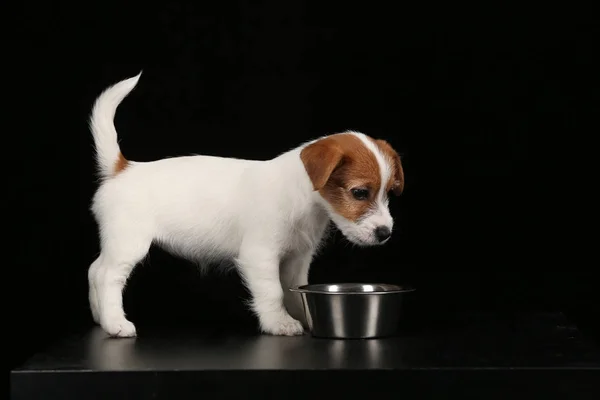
[290,283,415,339]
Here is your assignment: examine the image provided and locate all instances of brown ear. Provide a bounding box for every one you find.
[391,154,405,196]
[376,139,405,196]
[300,139,344,191]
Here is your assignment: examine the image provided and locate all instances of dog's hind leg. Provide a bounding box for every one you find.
[88,257,102,324]
[93,223,152,338]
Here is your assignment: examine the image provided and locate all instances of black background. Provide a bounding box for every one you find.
[8,2,598,370]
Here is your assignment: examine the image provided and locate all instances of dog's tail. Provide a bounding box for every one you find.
[89,72,142,179]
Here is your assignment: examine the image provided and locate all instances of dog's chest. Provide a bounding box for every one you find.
[282,207,329,254]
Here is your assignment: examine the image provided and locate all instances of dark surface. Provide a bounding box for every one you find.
[11,312,600,398]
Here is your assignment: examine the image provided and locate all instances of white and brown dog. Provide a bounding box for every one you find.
[88,73,404,337]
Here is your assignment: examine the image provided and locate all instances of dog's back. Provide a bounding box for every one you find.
[89,74,267,263]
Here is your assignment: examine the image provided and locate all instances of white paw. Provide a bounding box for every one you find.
[101,317,137,338]
[261,313,304,336]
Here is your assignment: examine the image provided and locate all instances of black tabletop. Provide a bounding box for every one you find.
[11,312,600,399]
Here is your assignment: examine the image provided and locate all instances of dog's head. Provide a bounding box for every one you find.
[300,131,404,246]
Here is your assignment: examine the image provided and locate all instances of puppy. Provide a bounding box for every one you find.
[88,73,404,337]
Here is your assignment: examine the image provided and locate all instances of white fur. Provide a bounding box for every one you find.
[90,73,142,179]
[87,73,395,337]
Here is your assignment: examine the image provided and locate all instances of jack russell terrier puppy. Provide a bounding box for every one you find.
[88,73,405,337]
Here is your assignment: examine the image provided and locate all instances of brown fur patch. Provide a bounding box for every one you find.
[300,133,381,222]
[372,139,404,195]
[114,152,129,176]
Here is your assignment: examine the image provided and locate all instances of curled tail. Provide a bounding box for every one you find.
[89,72,142,179]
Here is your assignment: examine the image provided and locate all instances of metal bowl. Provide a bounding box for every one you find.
[289,283,415,339]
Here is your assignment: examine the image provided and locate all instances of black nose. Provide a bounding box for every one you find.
[374,226,391,242]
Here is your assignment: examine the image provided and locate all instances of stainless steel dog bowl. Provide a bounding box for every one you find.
[289,283,415,339]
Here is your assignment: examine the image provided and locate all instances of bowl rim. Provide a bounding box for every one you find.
[289,283,416,295]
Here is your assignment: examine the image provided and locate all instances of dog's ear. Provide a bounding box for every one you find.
[300,139,344,191]
[375,139,405,196]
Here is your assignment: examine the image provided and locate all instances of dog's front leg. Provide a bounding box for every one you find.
[281,252,312,328]
[237,246,304,336]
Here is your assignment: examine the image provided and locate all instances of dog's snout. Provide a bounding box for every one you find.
[374,226,391,242]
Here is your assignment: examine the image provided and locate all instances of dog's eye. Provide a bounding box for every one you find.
[351,188,369,200]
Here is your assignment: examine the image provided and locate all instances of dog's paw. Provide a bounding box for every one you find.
[261,313,304,336]
[101,317,137,338]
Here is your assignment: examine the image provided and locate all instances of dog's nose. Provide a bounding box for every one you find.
[374,226,391,242]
